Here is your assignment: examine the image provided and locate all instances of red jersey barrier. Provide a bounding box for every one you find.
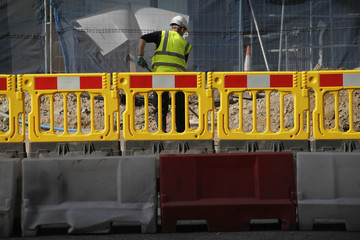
[159,152,296,232]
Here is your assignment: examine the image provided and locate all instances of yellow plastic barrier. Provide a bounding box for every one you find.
[210,71,309,140]
[0,75,25,142]
[307,70,360,139]
[115,72,214,140]
[19,73,120,142]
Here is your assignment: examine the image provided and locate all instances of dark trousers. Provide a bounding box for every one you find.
[175,92,185,132]
[153,92,185,133]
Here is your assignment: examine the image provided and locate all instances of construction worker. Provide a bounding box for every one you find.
[137,15,192,133]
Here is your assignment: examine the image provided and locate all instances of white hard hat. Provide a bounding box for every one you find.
[170,15,188,30]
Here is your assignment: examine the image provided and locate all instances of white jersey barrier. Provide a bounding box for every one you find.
[0,159,19,237]
[21,155,156,236]
[297,152,360,231]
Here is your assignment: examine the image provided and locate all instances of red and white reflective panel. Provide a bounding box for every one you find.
[0,78,7,91]
[225,74,293,88]
[130,75,197,88]
[35,76,102,90]
[320,73,360,87]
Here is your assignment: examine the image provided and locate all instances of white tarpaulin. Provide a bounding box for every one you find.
[76,4,189,56]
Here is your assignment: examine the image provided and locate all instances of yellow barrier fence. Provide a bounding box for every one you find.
[115,72,214,140]
[307,70,360,139]
[209,71,309,140]
[0,75,25,142]
[19,73,120,142]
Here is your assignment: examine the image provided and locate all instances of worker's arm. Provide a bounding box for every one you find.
[185,53,189,62]
[137,32,161,68]
[137,38,146,57]
[138,31,162,51]
[137,38,148,68]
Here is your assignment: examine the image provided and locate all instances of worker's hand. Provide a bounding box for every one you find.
[137,56,148,68]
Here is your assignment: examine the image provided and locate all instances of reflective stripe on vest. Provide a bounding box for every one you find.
[152,31,191,72]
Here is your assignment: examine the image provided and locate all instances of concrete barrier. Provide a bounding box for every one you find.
[22,155,156,236]
[0,159,19,237]
[297,152,360,231]
[160,152,296,232]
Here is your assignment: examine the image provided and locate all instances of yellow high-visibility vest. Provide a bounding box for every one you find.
[152,30,192,72]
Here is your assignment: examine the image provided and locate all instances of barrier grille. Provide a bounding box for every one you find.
[0,75,25,142]
[210,71,309,140]
[115,72,214,140]
[307,70,360,139]
[19,73,119,142]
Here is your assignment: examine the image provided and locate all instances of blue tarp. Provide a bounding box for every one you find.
[0,0,44,74]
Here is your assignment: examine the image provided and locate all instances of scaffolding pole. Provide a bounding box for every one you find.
[43,0,53,73]
[50,0,52,73]
[248,0,270,71]
[239,0,243,71]
[278,0,285,71]
[44,0,47,73]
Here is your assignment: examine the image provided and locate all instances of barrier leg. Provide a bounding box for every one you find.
[141,215,157,233]
[161,216,177,233]
[70,222,111,234]
[345,216,360,231]
[298,215,314,231]
[0,217,12,237]
[280,217,297,230]
[278,208,297,230]
[22,228,38,237]
[207,216,250,231]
